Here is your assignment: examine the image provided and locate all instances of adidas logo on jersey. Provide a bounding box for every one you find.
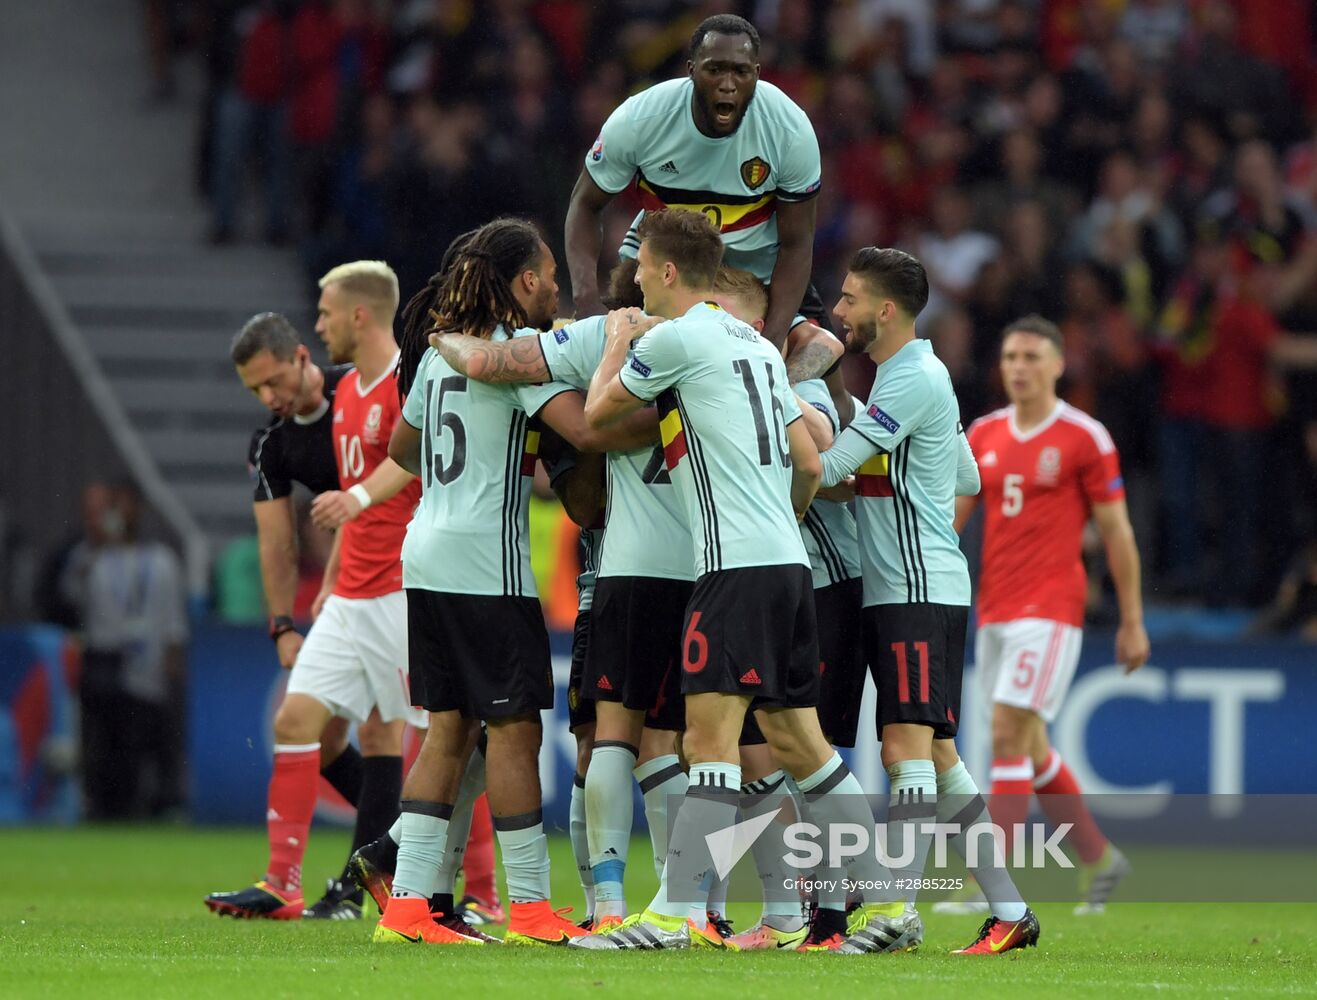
[739,668,762,685]
[597,676,614,691]
[659,160,679,173]
[981,450,997,466]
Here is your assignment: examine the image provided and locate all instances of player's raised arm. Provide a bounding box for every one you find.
[430,330,551,385]
[784,321,843,384]
[1092,499,1150,674]
[565,170,616,319]
[763,196,819,348]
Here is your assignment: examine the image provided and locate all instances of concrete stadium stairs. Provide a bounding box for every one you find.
[0,0,312,554]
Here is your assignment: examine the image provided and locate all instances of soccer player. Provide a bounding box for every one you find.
[206,262,424,920]
[819,247,1040,955]
[704,268,868,950]
[953,315,1149,913]
[574,208,902,952]
[375,218,657,947]
[431,266,694,933]
[431,264,845,935]
[566,16,828,360]
[229,311,391,918]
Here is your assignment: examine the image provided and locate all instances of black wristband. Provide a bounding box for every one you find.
[269,615,298,641]
[822,356,843,378]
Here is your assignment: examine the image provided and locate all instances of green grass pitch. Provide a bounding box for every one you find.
[1,826,1314,999]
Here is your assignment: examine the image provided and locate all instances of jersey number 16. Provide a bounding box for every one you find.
[732,359,789,467]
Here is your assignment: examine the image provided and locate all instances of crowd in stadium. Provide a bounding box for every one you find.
[188,0,1317,610]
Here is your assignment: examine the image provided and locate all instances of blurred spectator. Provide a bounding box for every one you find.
[208,0,296,244]
[1203,139,1317,325]
[972,127,1075,234]
[1118,0,1187,67]
[36,482,117,631]
[79,483,189,819]
[924,306,985,422]
[1172,0,1295,143]
[179,0,1317,611]
[1059,259,1150,466]
[1153,224,1279,603]
[915,185,1001,321]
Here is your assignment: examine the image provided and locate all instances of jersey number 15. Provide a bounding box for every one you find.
[423,376,468,486]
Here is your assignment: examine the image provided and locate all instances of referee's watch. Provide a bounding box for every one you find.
[269,615,298,641]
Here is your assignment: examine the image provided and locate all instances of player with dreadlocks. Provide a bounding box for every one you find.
[371,217,657,947]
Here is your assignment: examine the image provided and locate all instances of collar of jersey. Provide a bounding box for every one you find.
[356,351,401,397]
[292,397,330,425]
[877,336,931,375]
[1008,400,1065,442]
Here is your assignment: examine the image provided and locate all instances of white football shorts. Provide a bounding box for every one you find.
[286,591,427,728]
[975,618,1083,723]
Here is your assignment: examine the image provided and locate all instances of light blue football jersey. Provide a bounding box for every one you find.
[587,78,821,282]
[794,379,862,590]
[400,328,573,596]
[819,339,972,607]
[540,317,694,582]
[619,301,808,577]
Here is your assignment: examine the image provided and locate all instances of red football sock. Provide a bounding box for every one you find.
[988,756,1035,857]
[265,743,321,893]
[463,793,499,905]
[1033,750,1107,864]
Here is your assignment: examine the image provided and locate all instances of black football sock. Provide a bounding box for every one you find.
[320,743,364,803]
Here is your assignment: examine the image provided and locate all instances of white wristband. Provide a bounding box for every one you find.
[348,483,372,510]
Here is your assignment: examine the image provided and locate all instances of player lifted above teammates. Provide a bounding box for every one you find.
[206,262,424,921]
[952,315,1148,914]
[374,218,656,948]
[574,208,901,952]
[820,248,1039,955]
[567,15,825,357]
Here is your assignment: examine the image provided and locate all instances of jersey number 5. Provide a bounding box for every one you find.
[732,359,789,467]
[423,376,468,486]
[1002,473,1025,517]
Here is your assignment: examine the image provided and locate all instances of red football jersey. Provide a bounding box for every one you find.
[332,362,421,599]
[968,401,1125,627]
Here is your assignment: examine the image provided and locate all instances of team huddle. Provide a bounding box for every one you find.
[205,14,1150,958]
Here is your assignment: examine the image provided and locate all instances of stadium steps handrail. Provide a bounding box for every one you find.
[0,203,209,601]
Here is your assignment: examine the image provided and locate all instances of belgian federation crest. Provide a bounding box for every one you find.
[740,156,771,189]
